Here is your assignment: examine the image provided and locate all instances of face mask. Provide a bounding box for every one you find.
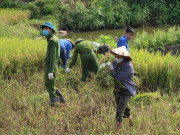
[43,30,49,36]
[115,58,124,63]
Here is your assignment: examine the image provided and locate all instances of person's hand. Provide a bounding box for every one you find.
[106,61,112,66]
[99,63,106,69]
[48,73,54,80]
[106,61,114,70]
[65,68,71,73]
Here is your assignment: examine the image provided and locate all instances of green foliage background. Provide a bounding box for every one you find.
[0,0,180,30]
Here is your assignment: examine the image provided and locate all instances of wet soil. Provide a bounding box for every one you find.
[152,44,180,56]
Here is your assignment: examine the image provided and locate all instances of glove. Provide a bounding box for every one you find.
[65,68,71,73]
[106,61,112,66]
[48,73,54,80]
[99,63,106,69]
[106,61,114,70]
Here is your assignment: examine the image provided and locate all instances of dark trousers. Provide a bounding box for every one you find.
[113,88,131,122]
[58,48,67,67]
[60,48,67,65]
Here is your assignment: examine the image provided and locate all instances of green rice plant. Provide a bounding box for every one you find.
[0,8,30,24]
[0,32,179,92]
[0,37,46,78]
[0,22,40,38]
[131,49,180,92]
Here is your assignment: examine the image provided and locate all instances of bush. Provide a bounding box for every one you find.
[23,2,40,18]
[130,5,150,27]
[0,0,20,8]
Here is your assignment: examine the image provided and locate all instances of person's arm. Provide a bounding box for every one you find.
[60,47,67,65]
[92,44,98,57]
[66,42,72,59]
[117,39,126,48]
[112,64,134,81]
[69,46,78,68]
[49,41,56,73]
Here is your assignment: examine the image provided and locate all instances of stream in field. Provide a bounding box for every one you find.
[59,26,170,42]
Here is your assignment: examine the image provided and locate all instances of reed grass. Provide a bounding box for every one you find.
[133,26,180,49]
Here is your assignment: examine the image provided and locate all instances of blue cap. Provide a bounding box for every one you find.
[41,22,55,33]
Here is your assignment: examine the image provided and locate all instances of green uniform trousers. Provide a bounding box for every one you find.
[80,52,99,81]
[45,66,57,98]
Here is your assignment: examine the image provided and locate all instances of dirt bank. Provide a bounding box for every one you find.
[152,44,180,56]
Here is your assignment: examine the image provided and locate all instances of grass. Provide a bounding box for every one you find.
[0,37,46,78]
[0,8,30,24]
[0,9,58,38]
[0,22,41,38]
[133,26,180,49]
[0,71,179,135]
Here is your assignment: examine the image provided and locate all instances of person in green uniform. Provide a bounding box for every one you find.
[92,42,111,69]
[66,38,99,81]
[41,22,65,107]
[92,42,111,55]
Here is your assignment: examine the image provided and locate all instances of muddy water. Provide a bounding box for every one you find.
[59,26,170,42]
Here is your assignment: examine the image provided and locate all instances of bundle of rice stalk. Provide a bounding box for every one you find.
[130,91,161,104]
[95,66,114,90]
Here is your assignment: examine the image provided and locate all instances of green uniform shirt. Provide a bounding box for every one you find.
[69,40,97,68]
[45,33,60,73]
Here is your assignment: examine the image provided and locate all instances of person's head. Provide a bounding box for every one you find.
[66,39,74,50]
[110,46,132,63]
[98,44,111,55]
[74,38,83,47]
[41,22,55,36]
[125,27,135,40]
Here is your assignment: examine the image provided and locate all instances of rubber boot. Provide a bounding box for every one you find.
[56,89,65,104]
[50,96,60,107]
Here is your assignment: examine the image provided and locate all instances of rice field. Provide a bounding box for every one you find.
[0,70,179,135]
[0,9,179,134]
[0,8,30,24]
[0,36,179,91]
[0,37,46,78]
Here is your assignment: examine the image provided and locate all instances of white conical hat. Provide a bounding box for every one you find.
[110,46,132,60]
